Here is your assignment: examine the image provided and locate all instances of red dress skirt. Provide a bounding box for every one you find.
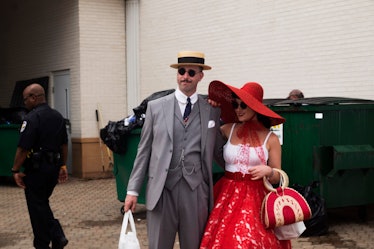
[200,173,291,249]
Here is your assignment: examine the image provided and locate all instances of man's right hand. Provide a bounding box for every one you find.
[124,195,138,213]
[13,172,26,189]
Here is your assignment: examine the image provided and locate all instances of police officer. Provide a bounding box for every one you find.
[11,83,69,249]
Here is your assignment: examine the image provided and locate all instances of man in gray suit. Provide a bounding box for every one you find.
[124,51,224,249]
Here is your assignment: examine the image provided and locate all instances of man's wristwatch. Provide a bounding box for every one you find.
[11,168,20,174]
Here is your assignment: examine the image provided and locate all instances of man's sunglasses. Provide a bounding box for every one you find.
[231,101,247,109]
[178,68,200,77]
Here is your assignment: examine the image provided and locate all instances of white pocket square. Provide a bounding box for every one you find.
[208,120,215,128]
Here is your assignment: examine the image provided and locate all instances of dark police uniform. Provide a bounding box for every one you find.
[18,103,68,249]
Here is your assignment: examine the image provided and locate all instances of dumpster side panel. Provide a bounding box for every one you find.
[278,111,320,186]
[113,129,146,204]
[318,107,374,208]
[320,108,372,145]
[0,125,20,177]
[316,145,374,208]
[320,170,374,208]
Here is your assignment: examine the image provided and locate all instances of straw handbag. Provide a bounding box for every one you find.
[261,168,312,229]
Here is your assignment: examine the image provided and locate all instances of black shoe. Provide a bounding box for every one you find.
[52,237,68,249]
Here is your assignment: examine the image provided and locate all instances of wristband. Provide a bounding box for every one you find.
[11,168,20,174]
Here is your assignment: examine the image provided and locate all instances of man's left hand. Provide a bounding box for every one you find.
[58,167,68,183]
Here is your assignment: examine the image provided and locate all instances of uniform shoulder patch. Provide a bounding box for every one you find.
[20,121,27,133]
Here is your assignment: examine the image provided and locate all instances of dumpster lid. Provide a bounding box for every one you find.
[263,97,374,107]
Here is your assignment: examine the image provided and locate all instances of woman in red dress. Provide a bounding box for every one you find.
[200,81,291,249]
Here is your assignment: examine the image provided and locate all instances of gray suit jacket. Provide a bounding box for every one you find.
[126,92,224,211]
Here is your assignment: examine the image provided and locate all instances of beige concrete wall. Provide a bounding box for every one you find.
[71,137,113,179]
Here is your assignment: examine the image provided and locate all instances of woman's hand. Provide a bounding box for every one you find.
[248,165,273,181]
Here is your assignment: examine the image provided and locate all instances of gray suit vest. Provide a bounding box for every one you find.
[164,99,206,190]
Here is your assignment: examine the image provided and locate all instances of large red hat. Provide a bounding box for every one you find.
[209,80,285,126]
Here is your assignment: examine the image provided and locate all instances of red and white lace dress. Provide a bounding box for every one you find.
[200,125,291,249]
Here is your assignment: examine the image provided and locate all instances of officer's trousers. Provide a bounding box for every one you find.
[24,163,65,249]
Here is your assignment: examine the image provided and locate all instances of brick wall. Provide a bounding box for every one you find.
[0,0,126,138]
[139,0,374,100]
[0,0,79,108]
[0,0,126,178]
[78,0,126,137]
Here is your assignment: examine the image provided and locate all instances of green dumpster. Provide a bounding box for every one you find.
[113,129,147,204]
[266,97,374,208]
[0,124,20,177]
[113,97,374,209]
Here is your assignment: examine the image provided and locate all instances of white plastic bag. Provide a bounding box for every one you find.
[118,210,141,249]
[274,221,306,240]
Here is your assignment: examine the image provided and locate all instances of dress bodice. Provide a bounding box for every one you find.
[223,123,271,174]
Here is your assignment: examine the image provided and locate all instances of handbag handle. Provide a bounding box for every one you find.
[263,168,289,192]
[121,210,137,236]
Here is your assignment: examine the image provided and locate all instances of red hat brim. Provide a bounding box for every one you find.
[208,80,285,126]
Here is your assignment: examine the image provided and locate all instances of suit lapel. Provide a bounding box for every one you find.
[199,96,210,155]
[162,93,175,142]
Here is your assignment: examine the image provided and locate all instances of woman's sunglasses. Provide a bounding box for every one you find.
[231,101,247,109]
[178,68,200,77]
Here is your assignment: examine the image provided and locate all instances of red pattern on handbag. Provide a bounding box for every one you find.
[261,168,312,229]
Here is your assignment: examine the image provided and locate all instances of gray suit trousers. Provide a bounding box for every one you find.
[147,179,209,249]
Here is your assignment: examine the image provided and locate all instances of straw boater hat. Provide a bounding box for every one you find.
[170,51,212,70]
[208,80,285,126]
